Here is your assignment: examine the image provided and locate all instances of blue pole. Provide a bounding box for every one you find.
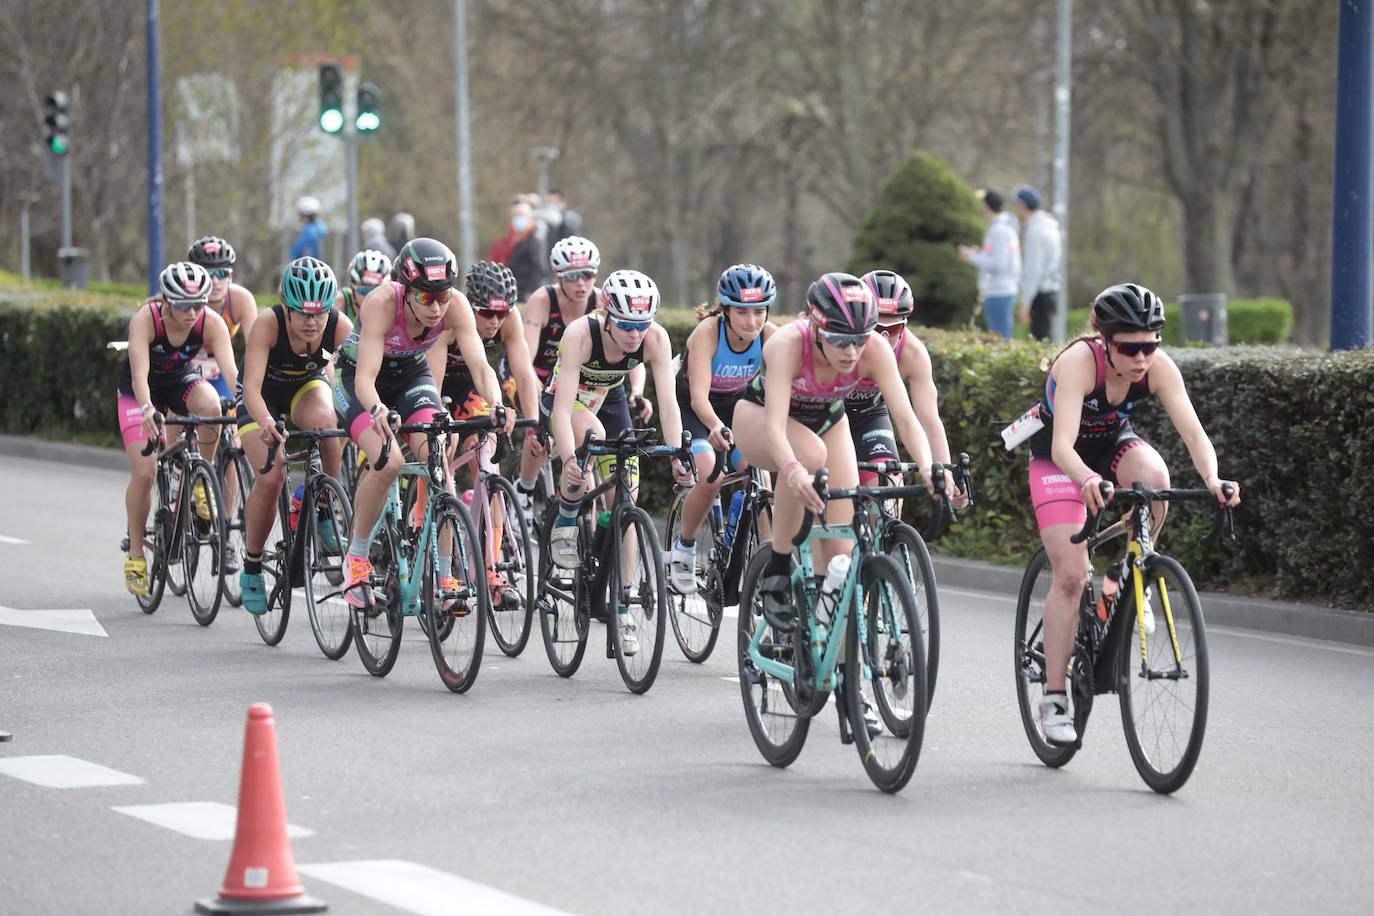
[146,0,164,294]
[1329,0,1374,350]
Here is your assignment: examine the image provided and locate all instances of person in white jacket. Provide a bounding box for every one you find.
[1013,184,1062,341]
[959,188,1021,339]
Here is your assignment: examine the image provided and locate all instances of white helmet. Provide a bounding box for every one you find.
[297,195,321,217]
[159,261,212,304]
[550,236,601,274]
[600,269,660,322]
[348,249,393,288]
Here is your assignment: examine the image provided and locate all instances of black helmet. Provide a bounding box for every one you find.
[1092,283,1165,334]
[860,269,914,322]
[394,237,459,293]
[187,236,236,269]
[464,260,518,312]
[805,271,877,336]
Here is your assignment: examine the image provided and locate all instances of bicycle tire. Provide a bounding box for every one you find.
[136,471,171,614]
[482,475,535,657]
[352,519,405,677]
[340,440,360,503]
[254,487,292,646]
[665,489,723,663]
[217,449,252,607]
[1118,554,1210,794]
[737,541,810,768]
[182,459,226,627]
[301,474,354,659]
[537,505,589,677]
[1013,546,1077,768]
[425,498,488,693]
[608,505,668,694]
[879,522,940,712]
[165,462,188,599]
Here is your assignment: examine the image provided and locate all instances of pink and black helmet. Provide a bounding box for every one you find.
[806,271,877,336]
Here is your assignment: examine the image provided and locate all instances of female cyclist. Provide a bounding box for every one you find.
[1027,282,1241,746]
[337,249,392,325]
[185,235,257,405]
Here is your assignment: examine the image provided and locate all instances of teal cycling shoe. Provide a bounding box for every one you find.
[315,515,342,554]
[240,570,268,615]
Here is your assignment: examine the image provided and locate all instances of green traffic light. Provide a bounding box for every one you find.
[320,109,344,134]
[356,111,380,132]
[50,137,67,155]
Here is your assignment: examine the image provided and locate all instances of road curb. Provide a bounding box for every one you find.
[930,554,1373,648]
[0,434,126,472]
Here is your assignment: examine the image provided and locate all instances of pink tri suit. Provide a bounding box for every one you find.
[740,319,861,436]
[116,303,212,446]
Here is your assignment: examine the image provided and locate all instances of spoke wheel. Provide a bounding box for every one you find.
[165,466,188,598]
[352,520,404,677]
[218,450,252,607]
[1014,547,1078,768]
[136,472,171,614]
[182,460,226,626]
[1119,555,1210,794]
[847,554,927,793]
[537,506,589,677]
[665,490,722,663]
[608,506,667,694]
[425,499,488,692]
[483,476,535,657]
[879,522,940,711]
[302,475,354,659]
[737,541,810,768]
[254,487,292,646]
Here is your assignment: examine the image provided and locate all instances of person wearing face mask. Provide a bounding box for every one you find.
[506,200,552,303]
[1022,283,1241,747]
[116,262,239,597]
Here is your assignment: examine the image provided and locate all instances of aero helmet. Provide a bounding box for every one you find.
[186,236,236,269]
[394,237,459,293]
[805,271,877,336]
[159,261,212,304]
[550,236,601,274]
[348,249,392,290]
[860,269,914,322]
[717,263,776,309]
[280,257,337,314]
[601,269,660,323]
[1092,283,1165,334]
[464,260,519,312]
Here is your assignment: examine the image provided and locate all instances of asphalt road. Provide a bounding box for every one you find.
[1,454,1371,916]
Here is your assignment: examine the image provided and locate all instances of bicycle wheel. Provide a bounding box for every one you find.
[607,505,668,694]
[664,490,723,663]
[301,475,354,659]
[218,450,252,607]
[880,522,940,712]
[1013,547,1077,768]
[737,541,810,768]
[537,506,589,677]
[340,440,360,502]
[254,487,292,646]
[1118,555,1210,794]
[352,519,405,677]
[425,498,488,693]
[483,476,535,657]
[136,471,171,615]
[182,459,226,626]
[165,465,188,598]
[847,553,927,793]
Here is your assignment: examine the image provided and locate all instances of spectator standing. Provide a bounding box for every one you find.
[289,196,327,260]
[360,217,396,260]
[387,212,415,257]
[507,200,551,302]
[1013,184,1062,341]
[958,188,1021,339]
[544,188,584,253]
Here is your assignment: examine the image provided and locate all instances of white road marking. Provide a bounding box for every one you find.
[299,860,575,916]
[0,534,30,545]
[0,755,143,788]
[721,676,739,682]
[1207,625,1374,657]
[112,802,314,840]
[0,605,107,637]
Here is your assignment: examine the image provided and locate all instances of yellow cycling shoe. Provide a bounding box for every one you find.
[124,555,149,597]
[192,479,212,521]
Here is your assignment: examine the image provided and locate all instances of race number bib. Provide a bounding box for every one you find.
[574,384,607,413]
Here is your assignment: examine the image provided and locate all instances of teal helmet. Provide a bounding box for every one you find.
[280,257,337,314]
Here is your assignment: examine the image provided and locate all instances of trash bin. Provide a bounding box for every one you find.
[1177,292,1228,346]
[58,247,90,290]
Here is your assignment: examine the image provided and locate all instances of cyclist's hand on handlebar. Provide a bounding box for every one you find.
[707,424,732,453]
[787,466,825,514]
[497,404,516,436]
[528,426,549,459]
[950,478,970,510]
[139,406,161,440]
[1081,476,1113,514]
[559,455,585,495]
[631,394,653,424]
[368,404,393,440]
[258,421,286,448]
[1207,475,1241,508]
[670,456,694,486]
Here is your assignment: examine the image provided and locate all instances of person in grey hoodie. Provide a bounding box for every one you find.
[1012,184,1062,341]
[959,188,1021,339]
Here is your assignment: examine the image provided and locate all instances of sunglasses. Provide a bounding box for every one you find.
[1111,339,1161,357]
[208,268,233,280]
[559,269,596,282]
[613,319,652,333]
[169,300,206,312]
[820,330,871,350]
[411,288,451,307]
[475,308,509,320]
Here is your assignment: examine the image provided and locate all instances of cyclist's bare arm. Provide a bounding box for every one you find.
[550,320,593,462]
[127,307,155,409]
[522,285,550,358]
[901,334,952,465]
[352,285,395,414]
[685,317,725,432]
[865,337,933,476]
[203,309,239,394]
[232,284,259,338]
[502,306,542,420]
[1149,350,1238,503]
[240,309,277,431]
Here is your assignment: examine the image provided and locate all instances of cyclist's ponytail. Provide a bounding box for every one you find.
[694,301,720,320]
[1039,313,1101,374]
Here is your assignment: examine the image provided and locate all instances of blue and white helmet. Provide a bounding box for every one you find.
[717,263,776,309]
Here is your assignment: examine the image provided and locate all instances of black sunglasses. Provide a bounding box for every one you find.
[1111,339,1161,357]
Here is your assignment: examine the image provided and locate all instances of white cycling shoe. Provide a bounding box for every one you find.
[549,524,580,570]
[668,540,697,594]
[1039,693,1077,746]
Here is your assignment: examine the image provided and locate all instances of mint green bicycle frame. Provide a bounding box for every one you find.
[367,459,474,617]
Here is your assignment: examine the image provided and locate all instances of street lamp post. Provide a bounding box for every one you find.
[530,146,559,201]
[18,192,40,280]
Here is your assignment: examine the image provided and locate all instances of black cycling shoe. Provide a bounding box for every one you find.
[759,574,797,631]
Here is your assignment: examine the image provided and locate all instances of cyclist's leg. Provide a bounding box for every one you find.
[237,399,289,556]
[677,396,724,539]
[287,379,342,479]
[516,370,552,499]
[851,406,901,486]
[813,416,858,570]
[548,394,602,568]
[1109,435,1169,530]
[179,377,222,455]
[335,366,404,604]
[119,392,158,590]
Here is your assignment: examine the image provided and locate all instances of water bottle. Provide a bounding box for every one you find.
[1096,563,1122,623]
[723,490,745,549]
[167,462,183,500]
[1000,403,1045,450]
[289,484,304,532]
[591,509,611,557]
[816,555,851,625]
[710,498,723,535]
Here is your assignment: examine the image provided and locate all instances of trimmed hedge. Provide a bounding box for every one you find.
[1063,298,1293,346]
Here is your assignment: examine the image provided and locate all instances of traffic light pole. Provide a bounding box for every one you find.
[345,125,360,264]
[60,153,72,251]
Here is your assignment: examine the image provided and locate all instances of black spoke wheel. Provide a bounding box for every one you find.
[254,487,292,646]
[1119,555,1210,794]
[1013,547,1078,768]
[352,520,404,677]
[665,490,722,663]
[217,450,252,607]
[301,475,354,659]
[879,522,940,712]
[737,541,810,767]
[136,471,171,614]
[425,498,488,693]
[482,476,535,657]
[847,554,927,793]
[607,506,667,694]
[537,506,589,677]
[182,459,226,626]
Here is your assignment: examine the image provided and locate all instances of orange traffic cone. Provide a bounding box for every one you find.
[194,703,327,914]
